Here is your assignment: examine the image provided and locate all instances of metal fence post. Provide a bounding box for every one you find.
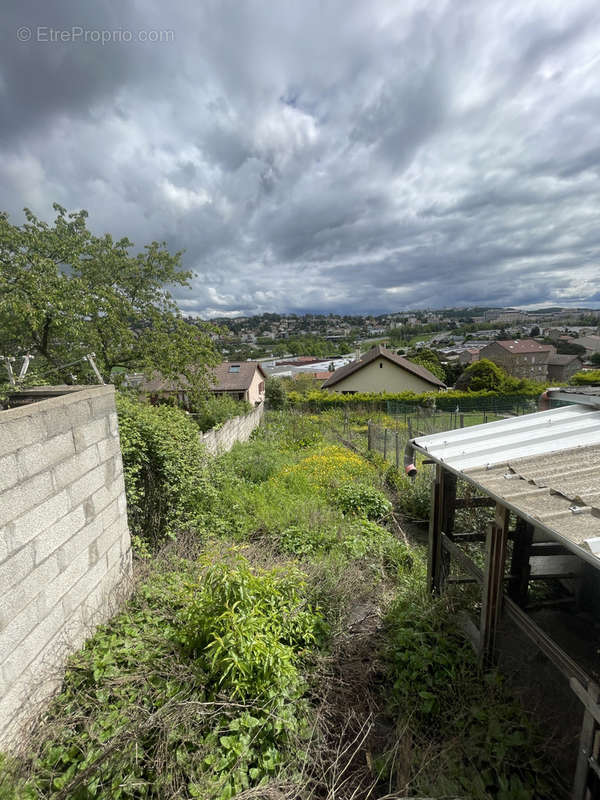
[395,431,399,467]
[367,421,372,451]
[383,428,388,460]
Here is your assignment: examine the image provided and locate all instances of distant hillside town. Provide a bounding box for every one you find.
[184,306,600,386]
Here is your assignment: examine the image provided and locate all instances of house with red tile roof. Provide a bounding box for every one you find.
[478,339,555,380]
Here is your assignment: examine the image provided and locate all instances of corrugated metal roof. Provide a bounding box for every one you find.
[412,404,600,472]
[412,405,600,565]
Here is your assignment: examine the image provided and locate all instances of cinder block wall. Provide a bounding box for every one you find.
[0,385,131,746]
[200,402,264,454]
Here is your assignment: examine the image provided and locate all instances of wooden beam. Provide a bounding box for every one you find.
[479,503,509,665]
[504,597,591,687]
[508,516,534,606]
[427,464,443,593]
[441,533,483,583]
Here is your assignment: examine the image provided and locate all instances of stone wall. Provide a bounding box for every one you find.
[200,402,264,455]
[0,385,131,747]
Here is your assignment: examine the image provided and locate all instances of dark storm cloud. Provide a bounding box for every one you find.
[1,0,600,316]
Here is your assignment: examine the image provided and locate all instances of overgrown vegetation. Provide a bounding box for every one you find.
[570,370,600,385]
[0,401,564,799]
[190,394,252,433]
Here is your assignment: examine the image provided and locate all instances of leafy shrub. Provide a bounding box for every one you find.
[334,483,392,520]
[116,393,208,553]
[570,369,600,385]
[385,463,433,523]
[177,551,325,700]
[3,557,323,800]
[191,394,251,432]
[265,376,285,409]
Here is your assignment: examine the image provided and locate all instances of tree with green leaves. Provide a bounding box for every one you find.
[0,203,220,395]
[405,347,447,383]
[455,358,506,392]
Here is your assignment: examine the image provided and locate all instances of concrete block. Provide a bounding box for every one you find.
[61,555,110,621]
[0,415,46,455]
[108,412,119,437]
[45,546,90,613]
[96,436,120,463]
[55,516,102,573]
[0,454,18,493]
[0,601,66,681]
[52,445,99,492]
[0,523,15,564]
[17,431,75,479]
[89,392,116,418]
[101,499,120,530]
[104,458,115,486]
[90,479,123,517]
[0,543,35,606]
[68,465,106,509]
[73,418,107,453]
[0,472,54,527]
[33,505,86,565]
[105,537,122,572]
[1,554,60,630]
[41,405,85,438]
[10,489,70,552]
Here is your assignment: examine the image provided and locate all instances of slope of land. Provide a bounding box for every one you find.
[0,408,564,799]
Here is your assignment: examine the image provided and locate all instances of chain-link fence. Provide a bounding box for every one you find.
[366,403,530,466]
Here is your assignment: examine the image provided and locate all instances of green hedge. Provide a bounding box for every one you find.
[116,394,207,553]
[285,387,545,413]
[570,370,600,386]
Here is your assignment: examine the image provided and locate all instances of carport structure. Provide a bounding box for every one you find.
[410,388,600,799]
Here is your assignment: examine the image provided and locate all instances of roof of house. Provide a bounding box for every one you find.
[547,354,581,366]
[135,362,266,394]
[411,402,600,566]
[487,339,554,354]
[321,344,446,389]
[211,362,267,391]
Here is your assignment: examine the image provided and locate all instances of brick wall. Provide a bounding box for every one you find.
[0,385,131,747]
[200,402,264,455]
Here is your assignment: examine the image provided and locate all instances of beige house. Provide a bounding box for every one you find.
[479,339,555,380]
[211,362,266,405]
[321,345,445,394]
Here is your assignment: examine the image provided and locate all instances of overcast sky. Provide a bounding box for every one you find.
[2,1,600,317]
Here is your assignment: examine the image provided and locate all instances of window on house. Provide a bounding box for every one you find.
[379,361,383,368]
[229,365,241,372]
[258,381,265,392]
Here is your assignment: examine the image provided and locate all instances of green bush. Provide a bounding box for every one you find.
[116,394,208,553]
[334,482,392,520]
[570,370,600,385]
[176,552,324,699]
[191,394,251,432]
